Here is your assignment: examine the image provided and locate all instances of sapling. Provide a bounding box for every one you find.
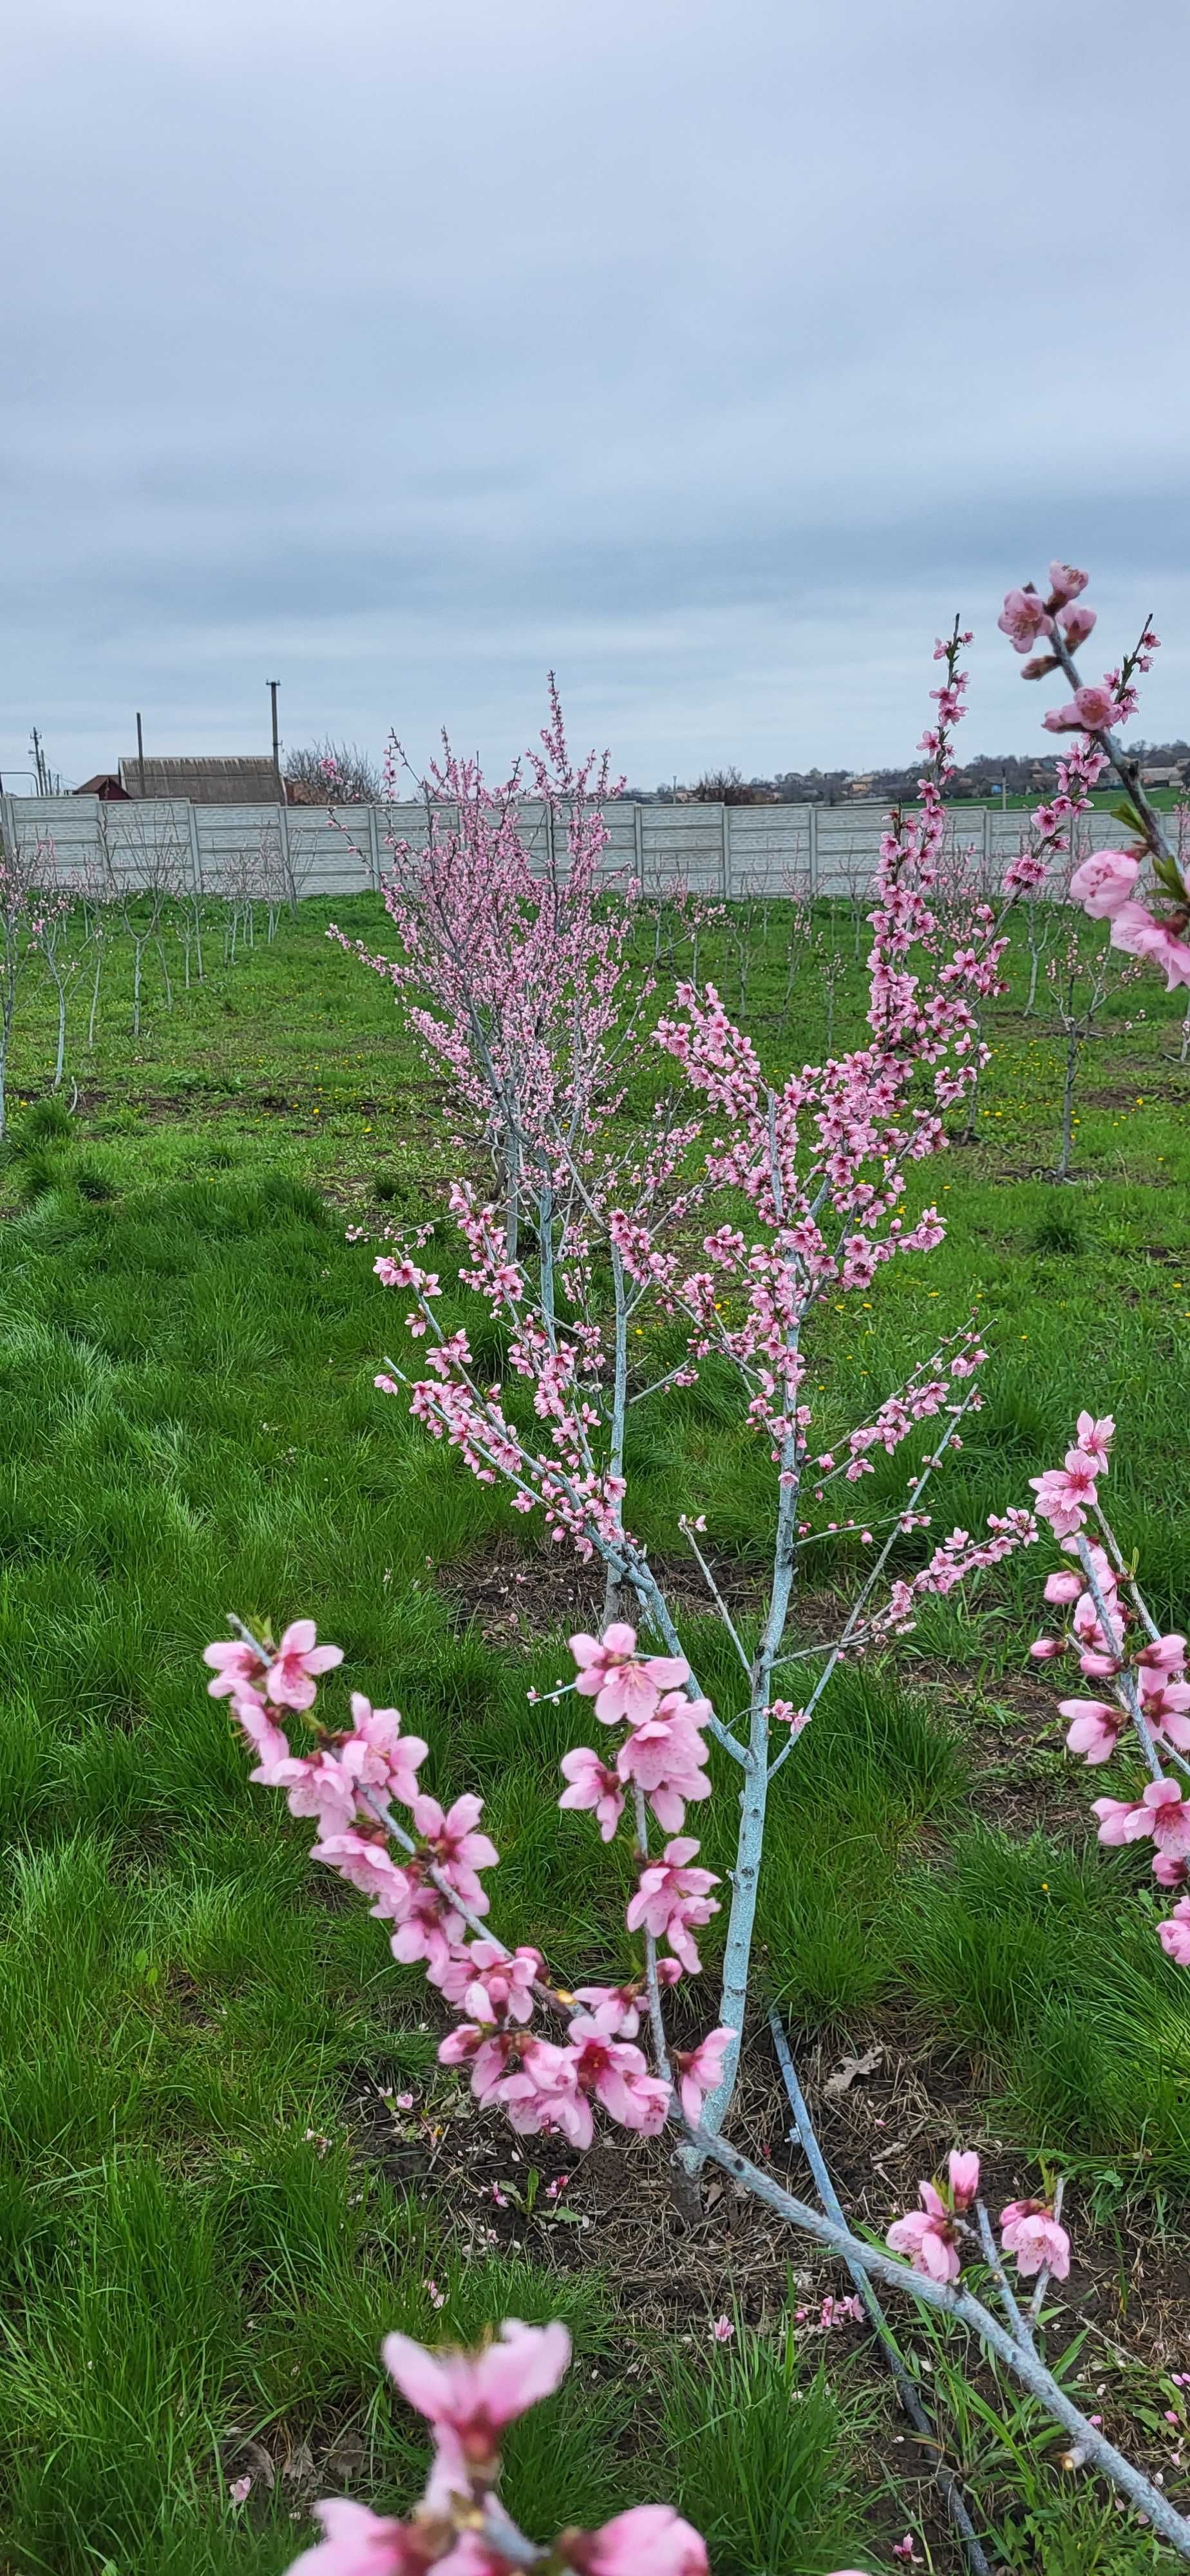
[331,683,643,1265]
[0,829,64,1135]
[363,621,1030,2154]
[1044,922,1142,1184]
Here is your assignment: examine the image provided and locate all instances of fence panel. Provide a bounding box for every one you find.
[2,794,1150,902]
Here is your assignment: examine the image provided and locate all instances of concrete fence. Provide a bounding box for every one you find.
[1,792,1126,904]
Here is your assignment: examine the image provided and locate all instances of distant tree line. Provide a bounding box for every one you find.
[632,739,1190,805]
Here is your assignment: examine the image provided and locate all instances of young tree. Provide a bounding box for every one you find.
[0,830,67,1134]
[359,624,1028,2154]
[332,682,643,1266]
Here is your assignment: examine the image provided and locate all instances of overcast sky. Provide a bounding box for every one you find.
[4,0,1189,791]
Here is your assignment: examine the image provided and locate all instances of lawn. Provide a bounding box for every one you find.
[1,893,1188,2575]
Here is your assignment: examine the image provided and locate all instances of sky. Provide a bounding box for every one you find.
[3,0,1189,791]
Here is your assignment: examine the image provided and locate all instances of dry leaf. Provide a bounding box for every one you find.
[823,2046,883,2099]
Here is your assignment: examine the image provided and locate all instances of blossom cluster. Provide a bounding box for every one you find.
[1027,1416,1190,1964]
[999,560,1189,989]
[888,2150,1070,2289]
[203,1618,733,2155]
[285,2316,710,2576]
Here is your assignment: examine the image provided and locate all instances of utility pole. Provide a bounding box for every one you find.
[30,727,48,795]
[268,680,282,799]
[136,711,147,798]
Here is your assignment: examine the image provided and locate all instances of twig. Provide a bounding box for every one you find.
[975,2199,1035,2355]
[769,2011,992,2576]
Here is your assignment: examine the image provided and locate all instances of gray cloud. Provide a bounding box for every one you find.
[4,0,1189,790]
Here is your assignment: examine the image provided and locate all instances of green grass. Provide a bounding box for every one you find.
[0,893,1187,2568]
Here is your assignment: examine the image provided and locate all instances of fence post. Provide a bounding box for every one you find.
[367,801,381,891]
[186,800,202,894]
[808,804,818,900]
[276,796,292,907]
[721,804,730,900]
[981,805,990,871]
[633,799,644,891]
[0,793,16,857]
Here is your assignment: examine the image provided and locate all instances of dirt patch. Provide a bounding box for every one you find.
[434,1534,770,1647]
[245,2011,1190,2560]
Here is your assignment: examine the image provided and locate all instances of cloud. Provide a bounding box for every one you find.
[3,0,1189,786]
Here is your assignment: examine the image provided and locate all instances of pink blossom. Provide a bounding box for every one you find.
[1075,1410,1115,1471]
[1107,898,1163,958]
[565,2015,671,2132]
[382,2318,571,2479]
[559,1747,625,1841]
[999,2199,1071,2280]
[1137,1634,1187,1676]
[265,1620,344,1712]
[310,1829,413,1913]
[231,1685,290,1772]
[710,2315,734,2342]
[1129,1779,1190,1858]
[569,1967,678,2035]
[1092,1794,1144,1846]
[570,1624,690,1726]
[997,589,1053,654]
[947,2150,980,2212]
[1073,684,1120,730]
[626,1838,721,1973]
[411,1794,498,1911]
[887,2181,960,2283]
[1158,1898,1190,1966]
[672,2024,736,2125]
[1060,602,1097,645]
[1029,1450,1099,1538]
[1048,561,1089,605]
[614,1698,712,1830]
[266,1749,359,1833]
[438,2023,518,2108]
[501,2039,592,2147]
[1131,917,1190,992]
[1043,1568,1083,1606]
[1070,851,1142,920]
[1137,1670,1190,1750]
[203,1638,265,1699]
[343,1694,429,1808]
[389,1884,466,1978]
[446,1939,541,2025]
[1059,1699,1123,1765]
[563,2505,709,2576]
[284,2497,425,2575]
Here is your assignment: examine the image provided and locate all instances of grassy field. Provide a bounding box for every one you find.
[1,894,1189,2575]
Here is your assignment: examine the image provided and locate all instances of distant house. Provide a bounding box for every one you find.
[1140,763,1187,790]
[118,755,282,804]
[74,773,130,800]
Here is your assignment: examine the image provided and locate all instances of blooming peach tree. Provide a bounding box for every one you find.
[364,625,1032,2153]
[330,685,648,1264]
